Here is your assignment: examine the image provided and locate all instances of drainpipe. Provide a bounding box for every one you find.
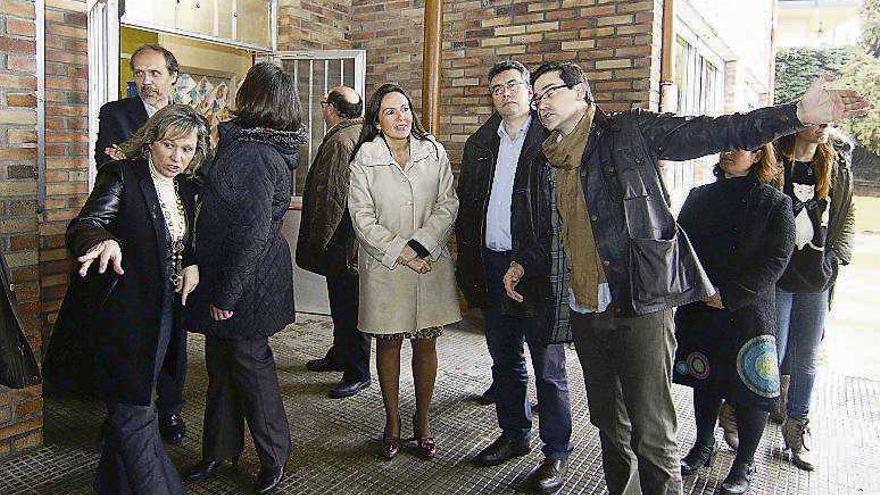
[36,0,46,215]
[659,0,677,113]
[422,0,442,134]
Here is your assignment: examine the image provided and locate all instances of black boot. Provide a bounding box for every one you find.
[721,461,756,494]
[680,440,715,476]
[255,465,285,494]
[183,457,238,482]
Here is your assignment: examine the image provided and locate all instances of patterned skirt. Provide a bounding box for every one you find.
[366,326,444,341]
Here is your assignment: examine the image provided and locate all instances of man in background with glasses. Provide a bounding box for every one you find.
[455,60,572,494]
[502,61,870,494]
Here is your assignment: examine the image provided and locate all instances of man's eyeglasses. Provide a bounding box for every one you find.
[490,80,527,97]
[530,83,570,109]
[320,100,330,108]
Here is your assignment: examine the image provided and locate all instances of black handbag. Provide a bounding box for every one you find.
[0,251,41,389]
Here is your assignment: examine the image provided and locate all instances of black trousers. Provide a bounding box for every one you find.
[94,403,186,495]
[95,288,184,495]
[203,336,291,470]
[325,273,371,383]
[156,330,187,416]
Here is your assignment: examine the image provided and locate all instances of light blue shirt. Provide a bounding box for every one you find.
[485,118,531,252]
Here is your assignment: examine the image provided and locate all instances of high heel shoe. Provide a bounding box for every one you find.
[680,440,715,476]
[380,415,401,460]
[411,414,437,459]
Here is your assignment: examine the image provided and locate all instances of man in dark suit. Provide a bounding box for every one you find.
[95,43,179,166]
[93,43,188,445]
[455,60,572,494]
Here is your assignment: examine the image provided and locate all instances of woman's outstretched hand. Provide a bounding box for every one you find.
[210,304,234,321]
[77,239,124,277]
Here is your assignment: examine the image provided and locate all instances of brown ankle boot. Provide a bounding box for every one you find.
[770,375,790,424]
[782,415,815,471]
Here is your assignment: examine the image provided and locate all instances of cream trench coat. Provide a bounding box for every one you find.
[348,134,462,334]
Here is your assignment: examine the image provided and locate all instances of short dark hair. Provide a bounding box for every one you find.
[327,89,363,119]
[234,62,303,132]
[129,43,179,75]
[531,61,594,103]
[488,60,530,84]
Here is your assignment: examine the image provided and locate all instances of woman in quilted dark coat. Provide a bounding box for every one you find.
[674,144,795,495]
[183,62,306,495]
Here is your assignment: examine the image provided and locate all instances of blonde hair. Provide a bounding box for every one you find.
[775,132,834,199]
[120,104,212,173]
[753,143,782,186]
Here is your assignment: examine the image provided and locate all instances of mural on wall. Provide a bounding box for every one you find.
[125,70,238,136]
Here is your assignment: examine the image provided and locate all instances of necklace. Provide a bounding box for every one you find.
[150,160,188,285]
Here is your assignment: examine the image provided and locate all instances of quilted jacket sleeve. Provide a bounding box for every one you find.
[410,146,459,260]
[211,150,278,310]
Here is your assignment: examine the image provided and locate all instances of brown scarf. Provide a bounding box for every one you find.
[542,106,606,310]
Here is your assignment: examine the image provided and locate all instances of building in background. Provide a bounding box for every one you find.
[777,0,862,47]
[0,0,779,458]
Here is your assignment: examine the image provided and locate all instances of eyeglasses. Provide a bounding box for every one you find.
[530,83,570,109]
[490,79,527,97]
[320,100,330,108]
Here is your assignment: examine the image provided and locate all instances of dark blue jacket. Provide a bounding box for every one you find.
[186,122,306,339]
[95,97,149,167]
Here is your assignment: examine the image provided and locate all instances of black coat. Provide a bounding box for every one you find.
[42,159,196,406]
[454,112,546,309]
[186,122,305,339]
[674,172,795,407]
[95,97,149,167]
[511,103,806,342]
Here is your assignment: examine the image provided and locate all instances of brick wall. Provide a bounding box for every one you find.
[278,0,354,50]
[0,0,43,458]
[0,0,89,459]
[351,0,664,167]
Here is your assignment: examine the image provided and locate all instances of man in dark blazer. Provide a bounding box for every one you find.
[93,43,188,445]
[455,60,573,494]
[95,43,179,167]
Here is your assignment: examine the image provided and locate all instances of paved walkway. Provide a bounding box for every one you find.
[1,312,878,494]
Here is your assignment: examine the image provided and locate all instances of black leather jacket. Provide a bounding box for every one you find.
[512,103,806,340]
[455,112,546,308]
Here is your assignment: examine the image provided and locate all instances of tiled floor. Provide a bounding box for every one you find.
[1,313,877,494]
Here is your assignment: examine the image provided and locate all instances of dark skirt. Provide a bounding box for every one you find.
[673,304,781,411]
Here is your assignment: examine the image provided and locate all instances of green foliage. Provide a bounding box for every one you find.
[862,0,880,57]
[775,47,880,155]
[774,47,860,104]
[837,52,880,154]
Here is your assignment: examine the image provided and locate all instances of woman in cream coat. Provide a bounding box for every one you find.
[348,83,461,461]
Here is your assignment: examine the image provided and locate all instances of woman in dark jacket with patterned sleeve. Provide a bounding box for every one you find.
[43,104,210,495]
[674,144,795,495]
[183,62,306,495]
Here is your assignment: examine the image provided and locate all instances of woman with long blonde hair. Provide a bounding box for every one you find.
[772,125,855,472]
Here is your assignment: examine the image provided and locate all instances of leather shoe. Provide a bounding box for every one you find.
[305,357,344,372]
[183,458,238,482]
[328,379,371,399]
[158,413,186,445]
[532,457,568,493]
[476,435,530,466]
[476,386,496,405]
[255,466,285,494]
